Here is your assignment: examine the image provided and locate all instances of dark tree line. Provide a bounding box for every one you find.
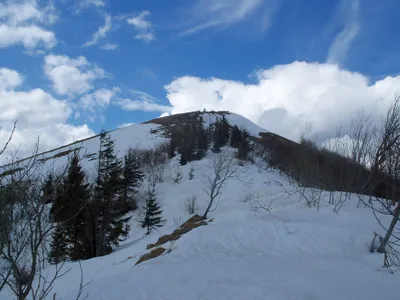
[169,115,253,165]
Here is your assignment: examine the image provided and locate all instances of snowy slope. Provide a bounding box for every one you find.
[1,112,398,300]
[37,161,398,300]
[2,122,168,175]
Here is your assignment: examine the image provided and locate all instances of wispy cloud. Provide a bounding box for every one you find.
[76,0,106,11]
[83,14,113,47]
[79,87,120,112]
[117,90,171,113]
[178,0,278,37]
[126,11,155,42]
[327,0,361,65]
[101,43,118,50]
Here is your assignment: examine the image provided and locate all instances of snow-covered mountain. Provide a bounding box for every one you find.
[0,111,398,300]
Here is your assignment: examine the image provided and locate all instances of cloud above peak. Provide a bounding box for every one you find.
[164,61,400,141]
[117,90,171,113]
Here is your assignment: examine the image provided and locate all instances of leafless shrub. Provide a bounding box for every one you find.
[173,217,183,230]
[246,190,273,213]
[130,142,169,185]
[248,142,270,173]
[184,196,199,215]
[173,165,183,184]
[200,149,241,219]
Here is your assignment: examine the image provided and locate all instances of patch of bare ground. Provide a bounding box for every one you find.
[136,247,166,265]
[136,214,208,265]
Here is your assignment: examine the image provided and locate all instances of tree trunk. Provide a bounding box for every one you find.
[203,195,215,219]
[377,202,400,253]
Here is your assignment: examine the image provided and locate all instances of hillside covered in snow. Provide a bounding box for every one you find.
[0,111,399,300]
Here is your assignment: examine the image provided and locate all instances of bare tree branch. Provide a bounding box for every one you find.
[200,149,241,219]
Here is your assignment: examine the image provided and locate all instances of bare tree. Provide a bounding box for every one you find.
[0,132,90,299]
[356,96,400,267]
[200,149,240,219]
[184,195,199,215]
[349,110,377,167]
[248,142,270,173]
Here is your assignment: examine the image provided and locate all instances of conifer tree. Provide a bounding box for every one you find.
[178,123,196,163]
[49,183,68,223]
[168,137,177,159]
[49,152,92,261]
[230,125,242,148]
[237,128,253,161]
[49,224,69,264]
[220,115,230,146]
[42,173,55,204]
[189,166,195,180]
[121,149,144,212]
[92,130,130,257]
[195,120,209,159]
[179,146,188,165]
[212,118,224,153]
[64,153,92,260]
[141,187,165,235]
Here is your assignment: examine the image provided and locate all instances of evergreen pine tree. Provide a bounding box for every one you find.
[220,115,230,146]
[49,183,68,223]
[212,118,223,153]
[195,120,209,159]
[64,153,92,261]
[121,149,144,212]
[237,128,253,161]
[92,130,130,257]
[141,188,165,235]
[168,137,177,159]
[230,125,242,148]
[42,173,55,204]
[179,146,188,165]
[178,123,196,162]
[49,152,93,261]
[49,224,69,264]
[189,166,195,180]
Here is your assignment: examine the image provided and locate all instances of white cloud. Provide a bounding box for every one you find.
[0,0,57,50]
[178,0,278,37]
[164,61,400,142]
[159,112,170,118]
[101,43,118,50]
[118,122,135,128]
[327,0,361,64]
[127,11,155,42]
[76,0,106,10]
[0,68,93,161]
[44,54,106,96]
[83,14,113,47]
[0,68,23,90]
[117,90,172,113]
[80,87,120,112]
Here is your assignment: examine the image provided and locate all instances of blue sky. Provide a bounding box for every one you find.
[1,0,400,157]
